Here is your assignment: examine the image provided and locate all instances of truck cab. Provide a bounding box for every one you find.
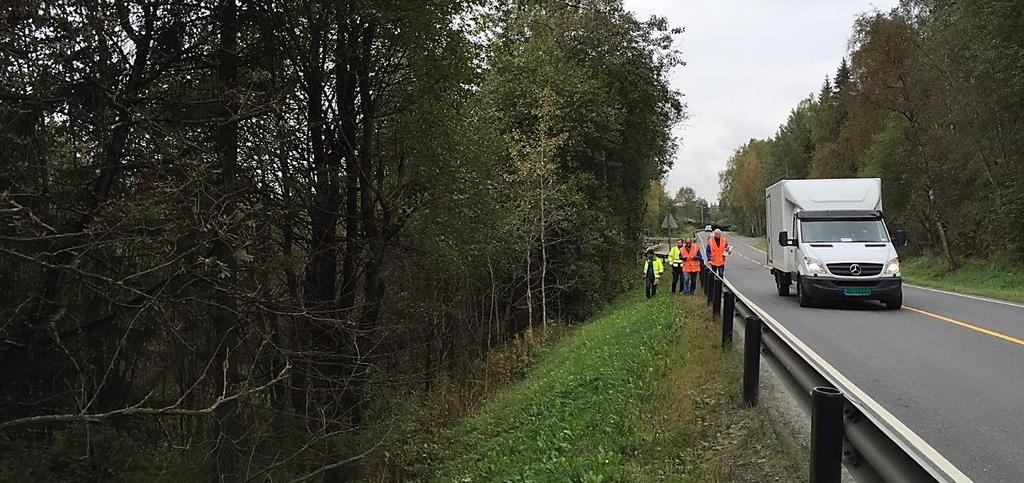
[766,179,904,310]
[780,210,903,309]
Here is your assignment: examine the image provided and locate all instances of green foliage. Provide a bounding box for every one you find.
[642,179,673,233]
[0,0,682,479]
[0,426,212,482]
[902,257,1024,303]
[718,2,1024,271]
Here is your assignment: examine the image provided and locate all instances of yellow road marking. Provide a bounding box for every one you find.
[904,306,1024,348]
[720,239,1023,347]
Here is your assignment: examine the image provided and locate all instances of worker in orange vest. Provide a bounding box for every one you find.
[681,238,701,295]
[706,229,729,278]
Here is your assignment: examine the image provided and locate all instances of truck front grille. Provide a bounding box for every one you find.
[827,263,883,276]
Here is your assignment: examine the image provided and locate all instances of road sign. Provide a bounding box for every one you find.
[661,213,678,229]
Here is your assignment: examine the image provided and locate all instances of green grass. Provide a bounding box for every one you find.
[754,239,767,252]
[634,294,803,482]
[431,290,802,481]
[902,257,1024,303]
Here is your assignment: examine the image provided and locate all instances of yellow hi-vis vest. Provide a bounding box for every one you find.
[642,257,664,277]
[668,245,684,267]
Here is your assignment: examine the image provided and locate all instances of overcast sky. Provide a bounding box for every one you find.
[623,0,899,203]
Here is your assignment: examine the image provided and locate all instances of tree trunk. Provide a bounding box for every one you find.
[345,17,380,429]
[524,240,534,340]
[212,0,241,478]
[337,2,360,311]
[302,12,338,314]
[926,187,957,270]
[539,168,548,333]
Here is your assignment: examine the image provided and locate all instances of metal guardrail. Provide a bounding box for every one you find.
[692,232,970,483]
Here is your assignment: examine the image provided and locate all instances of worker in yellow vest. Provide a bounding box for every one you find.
[668,238,685,294]
[642,248,664,299]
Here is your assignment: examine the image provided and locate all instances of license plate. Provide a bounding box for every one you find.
[843,288,872,296]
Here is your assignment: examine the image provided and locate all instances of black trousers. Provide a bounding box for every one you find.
[645,274,658,298]
[688,271,698,293]
[671,266,683,293]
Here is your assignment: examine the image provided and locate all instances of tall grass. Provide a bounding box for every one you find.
[431,290,803,481]
[902,257,1024,303]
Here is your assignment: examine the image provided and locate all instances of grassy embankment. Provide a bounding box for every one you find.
[901,257,1024,303]
[431,290,803,481]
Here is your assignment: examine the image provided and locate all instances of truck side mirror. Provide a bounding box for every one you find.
[778,231,789,247]
[893,230,907,247]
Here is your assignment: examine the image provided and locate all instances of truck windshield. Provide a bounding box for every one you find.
[800,219,890,243]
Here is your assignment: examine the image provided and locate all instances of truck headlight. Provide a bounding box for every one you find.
[885,258,900,276]
[804,257,827,276]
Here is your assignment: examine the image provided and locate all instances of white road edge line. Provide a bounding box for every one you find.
[743,242,766,254]
[905,283,1024,310]
[698,234,968,480]
[727,283,971,482]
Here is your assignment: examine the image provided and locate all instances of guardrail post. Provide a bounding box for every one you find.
[742,315,761,407]
[705,270,713,306]
[721,289,734,348]
[712,276,722,316]
[810,386,845,483]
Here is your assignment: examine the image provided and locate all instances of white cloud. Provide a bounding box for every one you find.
[624,0,899,202]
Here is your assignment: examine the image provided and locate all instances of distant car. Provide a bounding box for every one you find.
[704,225,713,232]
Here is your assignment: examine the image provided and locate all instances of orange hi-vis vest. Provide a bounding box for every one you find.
[708,237,728,267]
[682,245,701,272]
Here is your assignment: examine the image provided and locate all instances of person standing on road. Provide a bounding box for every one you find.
[668,239,685,294]
[707,229,729,278]
[681,238,701,295]
[642,249,664,299]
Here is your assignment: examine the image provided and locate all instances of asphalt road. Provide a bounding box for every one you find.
[706,233,1023,482]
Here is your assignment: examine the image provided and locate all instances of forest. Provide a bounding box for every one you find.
[0,0,682,480]
[717,0,1024,270]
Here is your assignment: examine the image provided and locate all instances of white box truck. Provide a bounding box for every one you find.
[765,178,905,309]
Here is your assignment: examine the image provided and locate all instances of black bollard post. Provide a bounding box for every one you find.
[810,386,845,483]
[722,289,735,348]
[712,277,722,316]
[742,315,761,407]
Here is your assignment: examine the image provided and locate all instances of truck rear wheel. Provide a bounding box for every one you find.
[775,272,791,296]
[798,277,814,307]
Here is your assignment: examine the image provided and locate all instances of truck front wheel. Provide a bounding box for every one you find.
[885,292,903,310]
[798,277,814,307]
[775,271,791,296]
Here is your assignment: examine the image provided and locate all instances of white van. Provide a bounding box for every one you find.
[765,178,905,309]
